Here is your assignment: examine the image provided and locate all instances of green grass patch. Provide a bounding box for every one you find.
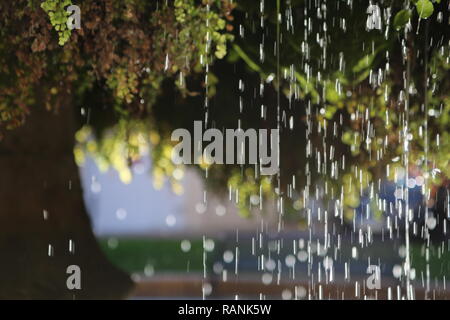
[411,242,450,278]
[98,238,206,274]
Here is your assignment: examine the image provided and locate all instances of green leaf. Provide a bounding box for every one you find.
[416,0,434,19]
[393,9,411,30]
[352,53,376,73]
[231,44,262,73]
[325,83,340,104]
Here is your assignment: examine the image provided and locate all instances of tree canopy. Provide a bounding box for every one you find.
[0,0,449,222]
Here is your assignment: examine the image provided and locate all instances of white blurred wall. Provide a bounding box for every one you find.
[79,155,277,237]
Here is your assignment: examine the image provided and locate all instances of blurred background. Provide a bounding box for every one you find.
[0,0,449,300]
